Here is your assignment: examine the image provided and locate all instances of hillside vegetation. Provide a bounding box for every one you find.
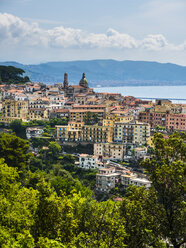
[0,132,185,247]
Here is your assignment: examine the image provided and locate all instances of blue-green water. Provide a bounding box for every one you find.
[94,85,186,103]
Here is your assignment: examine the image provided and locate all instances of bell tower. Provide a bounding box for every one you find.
[63,72,68,89]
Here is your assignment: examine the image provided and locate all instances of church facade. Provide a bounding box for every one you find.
[63,72,94,99]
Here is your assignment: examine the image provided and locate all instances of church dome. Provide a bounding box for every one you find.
[79,73,88,88]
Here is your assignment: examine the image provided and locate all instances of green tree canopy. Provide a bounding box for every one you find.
[0,159,38,248]
[9,119,26,139]
[84,112,99,125]
[0,133,31,170]
[141,132,186,248]
[0,65,30,84]
[120,186,164,248]
[48,141,61,160]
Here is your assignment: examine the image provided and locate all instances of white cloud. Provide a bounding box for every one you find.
[0,12,46,46]
[0,12,185,52]
[140,34,170,51]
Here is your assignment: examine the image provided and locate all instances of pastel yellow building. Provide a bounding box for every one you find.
[69,109,105,123]
[28,108,49,121]
[56,121,113,143]
[0,99,29,123]
[56,122,83,142]
[106,114,133,123]
[81,124,113,143]
[28,97,50,121]
[102,119,114,127]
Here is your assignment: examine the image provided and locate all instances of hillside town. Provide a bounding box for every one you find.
[0,73,186,193]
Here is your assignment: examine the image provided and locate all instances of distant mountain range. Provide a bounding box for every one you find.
[0,60,186,87]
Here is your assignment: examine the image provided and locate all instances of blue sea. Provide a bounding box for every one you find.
[94,85,186,104]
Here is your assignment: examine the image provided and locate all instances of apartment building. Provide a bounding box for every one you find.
[96,167,121,192]
[105,113,134,124]
[74,94,87,105]
[29,97,50,109]
[28,97,50,121]
[102,118,114,127]
[130,178,151,189]
[121,173,137,189]
[133,122,150,144]
[139,110,186,130]
[72,104,106,110]
[134,147,148,159]
[26,126,44,139]
[96,165,151,192]
[69,109,105,123]
[138,110,166,128]
[28,108,49,121]
[25,82,42,93]
[81,124,114,143]
[94,143,125,160]
[121,174,151,189]
[56,121,114,143]
[114,121,150,145]
[56,122,83,142]
[78,154,105,170]
[166,114,186,131]
[0,99,29,123]
[50,109,69,119]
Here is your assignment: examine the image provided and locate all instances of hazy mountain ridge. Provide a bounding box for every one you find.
[0,60,186,86]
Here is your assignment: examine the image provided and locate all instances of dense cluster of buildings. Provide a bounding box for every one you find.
[0,72,185,192]
[76,154,151,192]
[139,99,186,131]
[0,73,185,131]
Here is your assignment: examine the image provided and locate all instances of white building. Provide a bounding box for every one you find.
[14,93,28,101]
[96,166,151,192]
[79,154,105,170]
[130,178,151,189]
[26,126,44,139]
[47,92,64,101]
[49,100,66,110]
[25,82,41,93]
[134,147,148,159]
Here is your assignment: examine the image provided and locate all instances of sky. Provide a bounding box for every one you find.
[0,0,186,65]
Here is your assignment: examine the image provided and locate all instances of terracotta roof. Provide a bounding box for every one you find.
[80,153,90,157]
[69,109,104,113]
[75,93,87,97]
[51,109,69,113]
[111,110,129,115]
[71,85,83,88]
[141,104,153,108]
[15,93,27,97]
[73,104,106,108]
[86,98,98,101]
[113,197,123,201]
[79,154,98,158]
[31,97,50,102]
[65,101,75,105]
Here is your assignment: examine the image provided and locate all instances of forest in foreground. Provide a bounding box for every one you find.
[0,131,185,248]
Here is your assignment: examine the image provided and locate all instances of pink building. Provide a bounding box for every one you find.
[166,114,186,131]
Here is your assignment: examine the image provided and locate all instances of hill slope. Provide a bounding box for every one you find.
[0,60,186,86]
